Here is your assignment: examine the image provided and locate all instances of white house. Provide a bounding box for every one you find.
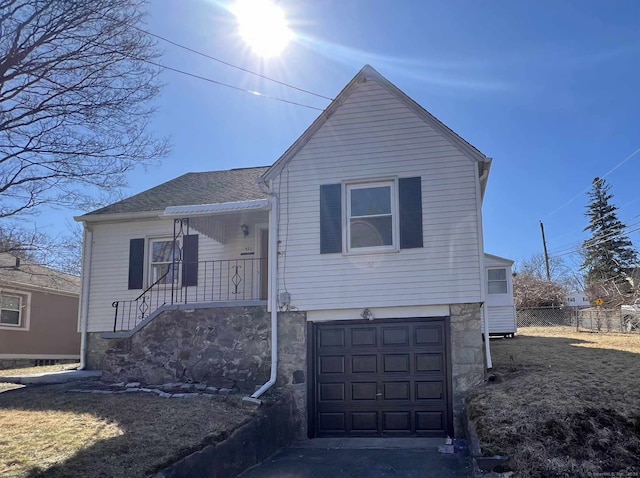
[566,291,590,308]
[483,253,516,337]
[76,65,514,439]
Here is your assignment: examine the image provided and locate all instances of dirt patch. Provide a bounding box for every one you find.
[468,327,640,477]
[0,381,256,478]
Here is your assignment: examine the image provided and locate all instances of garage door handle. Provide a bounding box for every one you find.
[376,393,382,396]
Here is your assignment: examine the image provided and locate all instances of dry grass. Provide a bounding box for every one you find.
[468,327,640,477]
[0,363,80,377]
[0,382,256,478]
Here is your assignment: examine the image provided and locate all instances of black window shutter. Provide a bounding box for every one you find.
[320,184,342,254]
[399,177,423,249]
[128,238,145,289]
[182,234,198,287]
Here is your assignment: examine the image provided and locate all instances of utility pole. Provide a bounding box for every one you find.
[539,221,551,281]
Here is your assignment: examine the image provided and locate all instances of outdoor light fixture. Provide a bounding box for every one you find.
[360,308,374,321]
[241,224,249,237]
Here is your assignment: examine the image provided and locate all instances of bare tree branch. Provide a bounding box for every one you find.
[0,0,169,219]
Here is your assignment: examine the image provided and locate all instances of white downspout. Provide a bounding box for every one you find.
[250,187,278,400]
[78,223,93,370]
[478,164,492,369]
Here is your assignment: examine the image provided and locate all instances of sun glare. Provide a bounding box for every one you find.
[231,0,293,57]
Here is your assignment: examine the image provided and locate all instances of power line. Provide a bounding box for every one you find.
[142,59,325,111]
[553,224,640,258]
[137,26,334,101]
[545,145,640,219]
[549,220,640,256]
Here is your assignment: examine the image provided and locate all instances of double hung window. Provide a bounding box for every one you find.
[346,181,397,252]
[149,238,179,286]
[487,268,508,294]
[0,294,22,326]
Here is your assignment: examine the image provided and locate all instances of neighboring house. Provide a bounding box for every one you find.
[483,254,517,337]
[76,65,514,438]
[566,291,590,308]
[0,253,81,368]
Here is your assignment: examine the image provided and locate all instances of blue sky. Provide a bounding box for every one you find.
[39,0,640,271]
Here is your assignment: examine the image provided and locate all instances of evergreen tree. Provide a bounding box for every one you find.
[582,177,638,286]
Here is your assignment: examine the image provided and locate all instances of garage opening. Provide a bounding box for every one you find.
[309,317,453,437]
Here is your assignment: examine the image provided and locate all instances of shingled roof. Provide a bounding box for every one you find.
[82,166,270,217]
[0,253,80,294]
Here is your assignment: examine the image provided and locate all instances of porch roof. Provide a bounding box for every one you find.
[162,199,270,217]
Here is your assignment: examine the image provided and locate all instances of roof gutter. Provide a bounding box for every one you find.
[246,179,279,403]
[479,158,492,202]
[78,223,93,371]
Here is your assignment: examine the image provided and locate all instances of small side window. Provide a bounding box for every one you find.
[1,294,22,326]
[487,268,507,294]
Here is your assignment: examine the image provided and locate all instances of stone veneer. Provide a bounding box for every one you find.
[89,303,483,439]
[449,303,486,436]
[275,311,307,437]
[98,305,271,392]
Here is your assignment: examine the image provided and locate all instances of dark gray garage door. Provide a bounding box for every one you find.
[311,318,452,437]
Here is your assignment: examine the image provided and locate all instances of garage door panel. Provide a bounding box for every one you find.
[383,411,412,433]
[415,353,444,373]
[416,411,445,434]
[313,318,452,437]
[415,325,444,346]
[415,381,445,401]
[319,383,345,402]
[319,355,345,374]
[351,327,377,347]
[383,381,410,400]
[382,326,410,346]
[352,412,378,432]
[319,412,346,433]
[352,382,377,401]
[319,328,345,347]
[383,354,410,373]
[351,354,377,373]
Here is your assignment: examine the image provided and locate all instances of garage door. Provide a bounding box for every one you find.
[311,318,452,437]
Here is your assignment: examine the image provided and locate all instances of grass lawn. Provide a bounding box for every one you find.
[0,382,256,478]
[468,327,640,477]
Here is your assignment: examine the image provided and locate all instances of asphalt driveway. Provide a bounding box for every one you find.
[238,438,472,478]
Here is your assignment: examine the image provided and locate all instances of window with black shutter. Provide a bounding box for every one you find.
[320,177,423,254]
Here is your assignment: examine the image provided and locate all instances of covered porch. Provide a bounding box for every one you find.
[111,199,272,332]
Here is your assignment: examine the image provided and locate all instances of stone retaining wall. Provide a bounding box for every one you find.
[100,305,271,392]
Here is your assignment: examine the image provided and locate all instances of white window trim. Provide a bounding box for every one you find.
[487,268,509,295]
[0,289,31,331]
[342,178,400,255]
[147,237,181,288]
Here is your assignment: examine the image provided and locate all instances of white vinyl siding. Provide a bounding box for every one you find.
[274,78,483,311]
[85,218,259,332]
[482,305,517,334]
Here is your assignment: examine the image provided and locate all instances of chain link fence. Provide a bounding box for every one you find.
[516,307,640,333]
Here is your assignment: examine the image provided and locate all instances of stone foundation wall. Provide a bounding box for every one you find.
[450,303,485,436]
[276,311,307,438]
[100,305,271,392]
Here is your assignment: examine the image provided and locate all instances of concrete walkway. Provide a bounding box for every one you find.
[0,370,101,385]
[238,438,472,478]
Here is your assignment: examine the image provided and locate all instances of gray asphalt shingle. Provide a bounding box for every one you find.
[83,167,270,216]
